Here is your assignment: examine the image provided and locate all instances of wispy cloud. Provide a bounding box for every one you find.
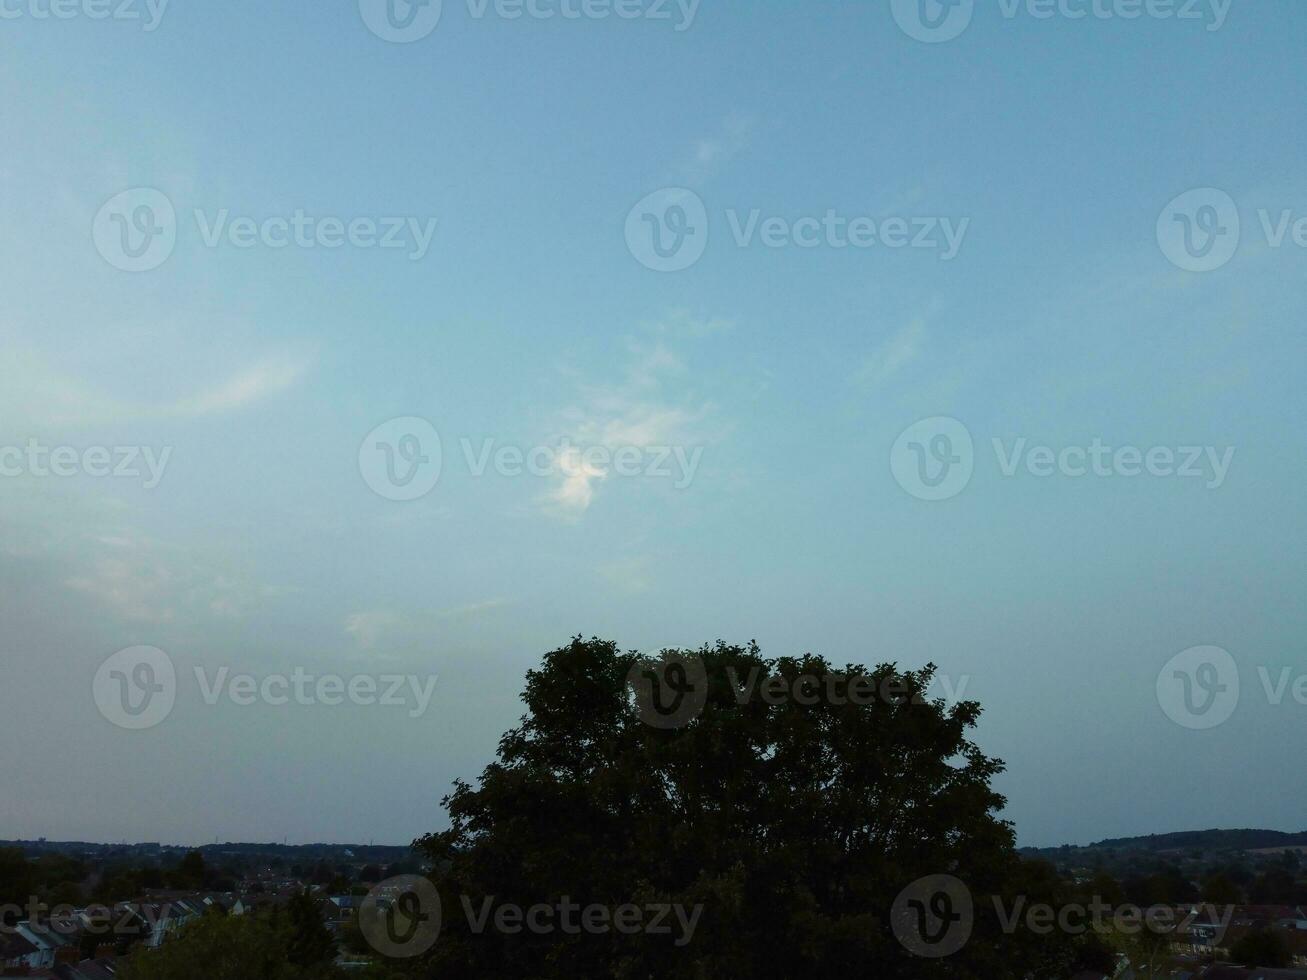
[598,556,653,595]
[0,340,312,430]
[344,610,404,651]
[542,448,608,519]
[345,599,509,651]
[543,328,720,519]
[674,114,755,188]
[854,316,926,388]
[63,532,269,624]
[166,355,311,417]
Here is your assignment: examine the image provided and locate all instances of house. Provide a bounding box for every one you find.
[126,891,232,947]
[322,895,359,924]
[15,918,82,970]
[0,929,41,971]
[53,957,120,980]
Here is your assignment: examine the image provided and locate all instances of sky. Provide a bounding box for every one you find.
[1,0,1305,850]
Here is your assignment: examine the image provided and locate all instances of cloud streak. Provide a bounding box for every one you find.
[0,340,312,430]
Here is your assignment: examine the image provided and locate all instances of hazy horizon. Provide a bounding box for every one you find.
[3,1,1305,853]
[10,821,1307,854]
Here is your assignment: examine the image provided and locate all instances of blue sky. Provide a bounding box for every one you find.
[1,0,1305,848]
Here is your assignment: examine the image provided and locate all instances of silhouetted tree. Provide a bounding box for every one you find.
[1202,872,1241,907]
[414,637,1081,978]
[286,889,337,967]
[1230,928,1292,969]
[1250,867,1300,904]
[0,848,33,925]
[118,908,393,980]
[169,850,207,890]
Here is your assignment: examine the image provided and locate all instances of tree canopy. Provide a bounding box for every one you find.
[412,637,1087,977]
[1230,928,1293,969]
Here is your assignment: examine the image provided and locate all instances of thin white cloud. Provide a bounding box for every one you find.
[63,533,265,624]
[855,317,926,388]
[598,556,653,595]
[344,610,403,651]
[167,355,311,417]
[0,340,312,430]
[544,449,608,519]
[675,114,755,187]
[435,598,509,620]
[542,326,721,518]
[345,600,509,650]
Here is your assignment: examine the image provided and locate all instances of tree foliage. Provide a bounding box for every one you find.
[118,911,333,980]
[413,637,1082,978]
[287,889,339,967]
[117,907,408,980]
[1230,928,1293,969]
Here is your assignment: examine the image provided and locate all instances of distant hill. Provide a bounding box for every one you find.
[0,839,417,862]
[1025,829,1307,854]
